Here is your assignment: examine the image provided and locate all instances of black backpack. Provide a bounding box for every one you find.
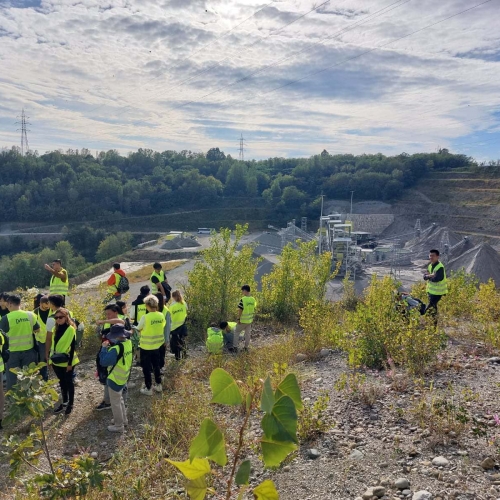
[96,343,124,385]
[0,331,10,364]
[117,275,130,294]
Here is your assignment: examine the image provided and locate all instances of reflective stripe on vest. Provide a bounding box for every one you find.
[50,325,80,367]
[240,296,257,324]
[34,308,48,343]
[426,262,448,295]
[108,273,121,294]
[7,310,35,352]
[170,302,187,331]
[139,311,165,350]
[50,269,69,295]
[150,270,165,292]
[107,340,133,386]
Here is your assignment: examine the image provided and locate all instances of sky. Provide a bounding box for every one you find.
[0,0,499,161]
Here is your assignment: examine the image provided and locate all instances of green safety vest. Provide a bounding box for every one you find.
[426,262,448,296]
[206,327,224,354]
[49,268,69,296]
[134,303,147,325]
[150,270,165,293]
[139,311,165,350]
[240,296,257,324]
[34,307,48,343]
[0,331,6,373]
[170,301,187,331]
[50,325,80,367]
[107,339,133,386]
[7,310,36,352]
[108,273,122,294]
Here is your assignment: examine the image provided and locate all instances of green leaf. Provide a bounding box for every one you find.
[210,368,243,406]
[189,418,227,466]
[275,374,303,410]
[186,475,207,500]
[166,458,210,480]
[253,479,280,499]
[261,396,298,443]
[261,439,297,468]
[235,459,251,485]
[260,377,274,414]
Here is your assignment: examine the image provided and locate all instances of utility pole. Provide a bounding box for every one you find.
[238,133,246,161]
[319,194,325,254]
[16,108,30,156]
[350,190,354,218]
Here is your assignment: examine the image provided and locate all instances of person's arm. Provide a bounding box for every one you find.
[151,276,165,296]
[96,318,125,326]
[430,266,445,282]
[164,310,171,341]
[0,316,9,334]
[107,274,116,286]
[237,299,243,322]
[137,315,146,332]
[28,312,40,334]
[44,265,67,281]
[67,335,76,371]
[45,331,52,361]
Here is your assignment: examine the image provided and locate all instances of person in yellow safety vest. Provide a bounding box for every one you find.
[48,308,79,416]
[423,249,448,321]
[130,285,150,327]
[206,321,237,354]
[106,263,127,302]
[150,263,171,302]
[154,293,171,373]
[0,294,40,390]
[233,285,257,351]
[0,330,9,430]
[169,290,188,361]
[99,324,133,432]
[34,295,51,381]
[137,295,165,396]
[44,259,69,305]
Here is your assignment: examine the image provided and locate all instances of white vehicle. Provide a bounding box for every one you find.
[197,227,213,234]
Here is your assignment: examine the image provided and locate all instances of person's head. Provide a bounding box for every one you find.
[154,293,165,311]
[241,284,251,296]
[144,294,159,312]
[172,289,184,304]
[429,249,440,264]
[115,300,127,316]
[0,292,9,308]
[52,259,62,271]
[139,285,151,297]
[34,293,44,310]
[104,303,120,320]
[54,308,75,329]
[106,324,131,344]
[39,296,50,311]
[112,263,120,270]
[48,294,65,311]
[153,262,162,272]
[219,321,230,332]
[7,294,21,310]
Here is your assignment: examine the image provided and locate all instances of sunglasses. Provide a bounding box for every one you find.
[54,315,66,320]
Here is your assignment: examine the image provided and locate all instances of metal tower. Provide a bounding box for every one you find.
[16,109,30,156]
[414,219,421,238]
[238,133,246,161]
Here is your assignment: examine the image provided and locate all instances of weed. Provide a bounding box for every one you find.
[334,372,386,407]
[298,392,332,442]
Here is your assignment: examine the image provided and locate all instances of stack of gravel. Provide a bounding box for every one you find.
[447,243,500,285]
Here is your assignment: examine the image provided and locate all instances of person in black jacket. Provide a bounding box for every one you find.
[130,285,150,326]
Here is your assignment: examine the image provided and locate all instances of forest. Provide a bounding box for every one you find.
[0,146,474,223]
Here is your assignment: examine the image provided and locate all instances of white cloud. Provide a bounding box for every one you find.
[0,0,499,159]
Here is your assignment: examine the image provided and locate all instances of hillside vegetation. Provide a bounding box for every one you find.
[0,147,473,225]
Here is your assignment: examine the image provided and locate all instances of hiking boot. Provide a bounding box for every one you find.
[140,387,153,396]
[111,419,129,427]
[107,425,125,433]
[53,404,65,414]
[95,401,111,411]
[65,405,73,416]
[153,383,163,393]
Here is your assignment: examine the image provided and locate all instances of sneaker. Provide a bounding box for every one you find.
[65,405,73,416]
[107,425,125,433]
[53,404,65,414]
[153,383,163,393]
[140,387,153,396]
[95,402,112,411]
[111,419,129,427]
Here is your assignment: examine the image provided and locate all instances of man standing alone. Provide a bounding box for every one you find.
[106,263,127,302]
[424,249,447,319]
[45,259,69,305]
[233,285,257,351]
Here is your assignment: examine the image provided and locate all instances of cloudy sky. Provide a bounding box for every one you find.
[0,0,499,160]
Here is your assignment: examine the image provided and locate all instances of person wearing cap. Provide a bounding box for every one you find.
[150,263,171,302]
[99,325,133,432]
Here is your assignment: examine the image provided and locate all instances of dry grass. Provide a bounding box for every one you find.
[127,260,185,283]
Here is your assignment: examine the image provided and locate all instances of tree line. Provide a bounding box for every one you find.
[0,146,474,222]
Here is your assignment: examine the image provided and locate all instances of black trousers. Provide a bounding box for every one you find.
[425,293,442,314]
[170,324,187,361]
[140,348,162,389]
[53,365,75,407]
[159,343,166,369]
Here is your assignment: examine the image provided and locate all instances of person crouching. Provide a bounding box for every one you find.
[99,324,133,432]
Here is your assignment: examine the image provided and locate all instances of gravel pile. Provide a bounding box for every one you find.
[161,236,201,250]
[448,243,500,285]
[405,226,463,259]
[379,217,415,243]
